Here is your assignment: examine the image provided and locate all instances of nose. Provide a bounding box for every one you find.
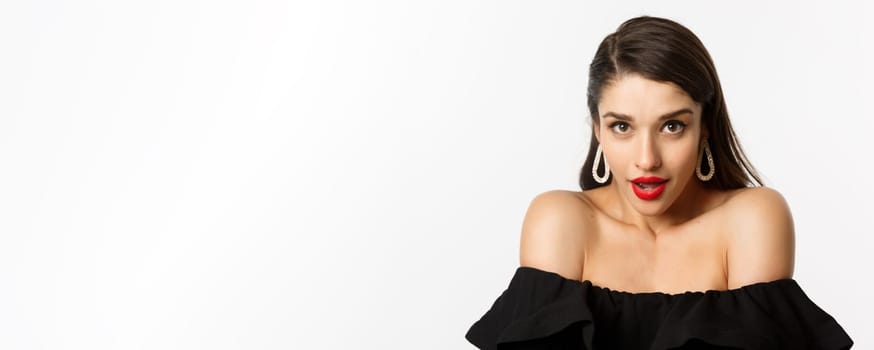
[635,135,662,171]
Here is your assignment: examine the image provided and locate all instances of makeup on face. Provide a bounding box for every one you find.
[630,176,668,200]
[596,75,703,207]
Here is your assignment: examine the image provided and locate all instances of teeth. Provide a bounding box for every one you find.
[636,182,660,190]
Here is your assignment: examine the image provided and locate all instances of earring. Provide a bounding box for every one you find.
[592,144,611,184]
[696,139,715,181]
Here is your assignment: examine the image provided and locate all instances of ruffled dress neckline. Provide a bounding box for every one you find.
[557,267,797,297]
[466,266,853,349]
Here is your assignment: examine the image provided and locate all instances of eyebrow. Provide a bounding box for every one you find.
[601,108,694,121]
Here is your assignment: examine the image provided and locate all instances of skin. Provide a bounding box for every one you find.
[519,73,795,294]
[594,73,708,230]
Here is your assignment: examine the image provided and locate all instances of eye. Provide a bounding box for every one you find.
[662,120,686,134]
[609,121,630,134]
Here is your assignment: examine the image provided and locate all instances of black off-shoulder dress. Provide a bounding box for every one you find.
[465,266,853,349]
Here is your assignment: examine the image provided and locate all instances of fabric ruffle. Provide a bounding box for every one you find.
[465,266,853,350]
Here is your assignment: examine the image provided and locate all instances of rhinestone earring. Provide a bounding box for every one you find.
[592,144,611,184]
[696,139,715,181]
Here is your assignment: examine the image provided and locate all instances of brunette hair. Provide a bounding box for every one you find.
[579,16,762,190]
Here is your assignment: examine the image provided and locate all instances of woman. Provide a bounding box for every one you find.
[465,16,853,349]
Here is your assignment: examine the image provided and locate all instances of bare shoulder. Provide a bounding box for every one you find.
[722,187,794,232]
[722,187,796,288]
[518,190,592,281]
[723,186,789,209]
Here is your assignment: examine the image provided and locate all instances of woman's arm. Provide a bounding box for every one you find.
[725,187,796,289]
[518,190,589,281]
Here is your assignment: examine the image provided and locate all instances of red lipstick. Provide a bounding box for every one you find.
[631,176,668,200]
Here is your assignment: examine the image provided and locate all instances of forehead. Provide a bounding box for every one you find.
[598,74,699,119]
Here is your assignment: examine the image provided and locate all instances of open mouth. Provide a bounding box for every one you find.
[630,177,668,200]
[633,182,665,191]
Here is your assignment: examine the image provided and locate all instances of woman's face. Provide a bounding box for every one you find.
[595,73,704,216]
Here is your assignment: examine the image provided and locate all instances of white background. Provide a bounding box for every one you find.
[1,0,871,349]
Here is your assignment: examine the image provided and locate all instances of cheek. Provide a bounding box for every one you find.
[602,146,631,172]
[664,143,700,172]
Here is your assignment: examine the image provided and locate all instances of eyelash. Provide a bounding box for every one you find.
[663,120,687,134]
[608,121,630,134]
[607,121,687,134]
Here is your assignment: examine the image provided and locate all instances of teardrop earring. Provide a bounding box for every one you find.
[696,139,715,181]
[592,144,611,184]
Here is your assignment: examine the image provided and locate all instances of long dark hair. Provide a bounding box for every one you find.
[579,16,762,190]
